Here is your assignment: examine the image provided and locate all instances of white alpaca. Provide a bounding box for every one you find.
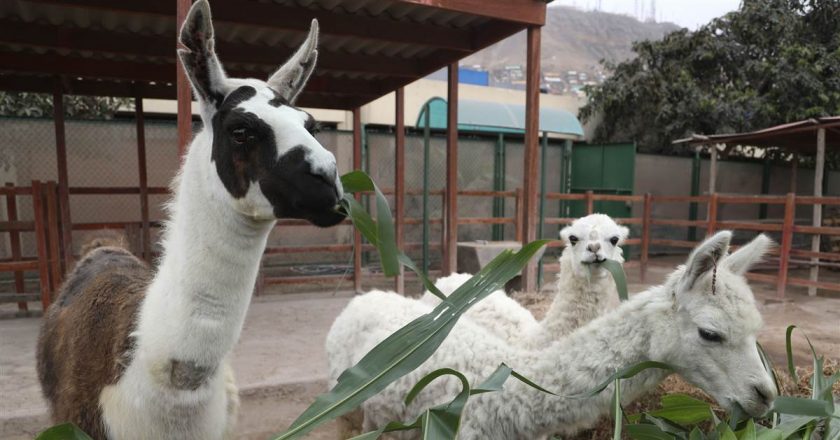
[420,213,628,346]
[36,3,343,439]
[327,232,777,439]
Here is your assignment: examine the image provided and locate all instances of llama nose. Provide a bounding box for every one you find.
[753,382,775,406]
[587,242,601,253]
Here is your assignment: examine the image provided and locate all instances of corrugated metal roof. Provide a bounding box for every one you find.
[673,116,840,153]
[416,97,585,139]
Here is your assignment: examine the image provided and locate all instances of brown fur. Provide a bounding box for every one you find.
[37,246,152,439]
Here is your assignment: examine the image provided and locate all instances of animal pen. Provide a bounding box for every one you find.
[2,1,840,319]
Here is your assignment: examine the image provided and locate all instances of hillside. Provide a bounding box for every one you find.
[464,6,681,73]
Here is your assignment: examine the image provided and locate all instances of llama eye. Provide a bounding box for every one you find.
[569,235,578,245]
[610,236,619,246]
[698,328,724,343]
[231,128,248,144]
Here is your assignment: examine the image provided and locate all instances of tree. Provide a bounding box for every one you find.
[0,92,130,119]
[579,0,840,158]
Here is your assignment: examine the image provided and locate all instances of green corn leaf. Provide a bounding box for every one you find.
[772,396,833,417]
[626,423,677,440]
[689,427,706,440]
[785,325,798,382]
[773,414,819,439]
[35,423,93,440]
[716,422,737,440]
[613,376,623,440]
[754,426,784,440]
[649,394,714,425]
[756,342,781,398]
[601,258,628,301]
[642,414,691,436]
[738,419,756,440]
[576,361,674,399]
[275,239,550,439]
[340,171,398,276]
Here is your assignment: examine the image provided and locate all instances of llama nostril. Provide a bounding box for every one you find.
[587,243,601,253]
[753,385,770,405]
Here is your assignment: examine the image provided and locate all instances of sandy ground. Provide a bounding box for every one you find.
[1,257,838,439]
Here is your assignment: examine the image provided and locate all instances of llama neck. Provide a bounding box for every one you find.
[530,252,617,345]
[512,287,676,437]
[134,133,274,372]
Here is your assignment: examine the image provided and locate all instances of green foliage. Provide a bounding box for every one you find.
[0,92,129,119]
[579,0,840,157]
[36,423,93,440]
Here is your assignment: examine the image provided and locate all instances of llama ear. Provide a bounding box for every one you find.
[177,0,229,107]
[723,234,774,275]
[267,19,319,104]
[680,231,731,291]
[618,225,630,241]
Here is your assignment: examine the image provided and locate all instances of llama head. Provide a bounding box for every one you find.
[657,231,776,417]
[177,0,343,227]
[559,213,628,278]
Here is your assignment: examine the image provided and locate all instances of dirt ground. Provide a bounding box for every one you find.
[0,257,837,439]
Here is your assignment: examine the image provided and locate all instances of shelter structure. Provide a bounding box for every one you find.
[0,0,550,303]
[675,116,840,296]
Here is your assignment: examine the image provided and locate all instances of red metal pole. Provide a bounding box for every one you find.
[353,107,363,293]
[52,84,73,271]
[135,96,152,261]
[777,192,796,298]
[521,26,542,292]
[395,88,406,293]
[176,0,192,158]
[444,63,459,275]
[5,183,27,311]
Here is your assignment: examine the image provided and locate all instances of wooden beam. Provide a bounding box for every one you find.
[790,152,799,193]
[520,26,541,293]
[176,0,191,158]
[395,87,406,294]
[808,128,825,296]
[708,144,717,194]
[395,0,546,25]
[0,19,421,78]
[778,193,796,298]
[443,63,459,276]
[25,0,474,52]
[52,85,73,272]
[135,96,152,261]
[353,107,363,294]
[4,183,28,311]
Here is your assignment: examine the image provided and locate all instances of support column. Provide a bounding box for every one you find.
[521,25,542,293]
[394,88,406,293]
[176,0,192,158]
[808,129,825,296]
[443,63,459,275]
[135,96,151,261]
[790,152,799,194]
[52,85,73,272]
[708,143,718,195]
[352,107,363,293]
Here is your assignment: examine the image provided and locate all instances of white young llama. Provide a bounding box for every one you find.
[327,232,777,439]
[36,2,343,439]
[420,213,628,346]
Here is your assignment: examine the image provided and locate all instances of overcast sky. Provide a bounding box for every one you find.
[549,0,741,30]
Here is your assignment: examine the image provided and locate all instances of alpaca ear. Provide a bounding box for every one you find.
[177,0,229,107]
[680,231,732,291]
[723,234,774,275]
[267,19,319,104]
[618,225,630,241]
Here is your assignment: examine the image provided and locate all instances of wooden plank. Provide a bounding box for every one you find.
[585,190,594,214]
[459,190,518,197]
[0,293,41,303]
[544,193,586,201]
[706,192,718,236]
[264,244,353,254]
[715,221,783,232]
[394,87,405,293]
[31,181,52,311]
[592,194,645,202]
[787,276,840,292]
[717,195,787,205]
[796,196,840,205]
[52,87,74,271]
[520,25,541,292]
[641,193,651,283]
[0,186,33,195]
[0,221,35,232]
[0,260,40,271]
[651,238,700,248]
[352,107,363,293]
[457,218,515,225]
[789,249,840,261]
[652,195,709,203]
[651,218,707,228]
[263,274,352,285]
[135,96,152,261]
[443,63,459,275]
[543,217,575,225]
[396,0,546,25]
[4,182,28,310]
[777,192,796,298]
[792,225,840,235]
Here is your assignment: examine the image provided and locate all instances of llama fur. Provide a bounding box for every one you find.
[326,232,777,439]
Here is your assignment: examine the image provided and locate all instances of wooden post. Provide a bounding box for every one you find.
[708,143,718,195]
[176,0,192,158]
[808,129,825,296]
[52,85,73,271]
[521,25,542,292]
[394,88,406,293]
[514,188,524,243]
[443,63,459,275]
[706,192,718,236]
[641,193,652,283]
[352,107,363,293]
[45,181,62,293]
[31,181,51,311]
[790,153,798,194]
[135,96,152,261]
[5,183,27,311]
[777,192,796,298]
[585,190,594,214]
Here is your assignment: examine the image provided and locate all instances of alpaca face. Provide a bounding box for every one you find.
[662,232,776,417]
[559,213,628,278]
[178,1,343,227]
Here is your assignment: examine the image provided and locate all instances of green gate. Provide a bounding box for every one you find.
[568,142,636,218]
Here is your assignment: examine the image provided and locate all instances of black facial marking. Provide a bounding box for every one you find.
[211,86,265,198]
[268,88,288,108]
[169,359,216,390]
[569,235,579,245]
